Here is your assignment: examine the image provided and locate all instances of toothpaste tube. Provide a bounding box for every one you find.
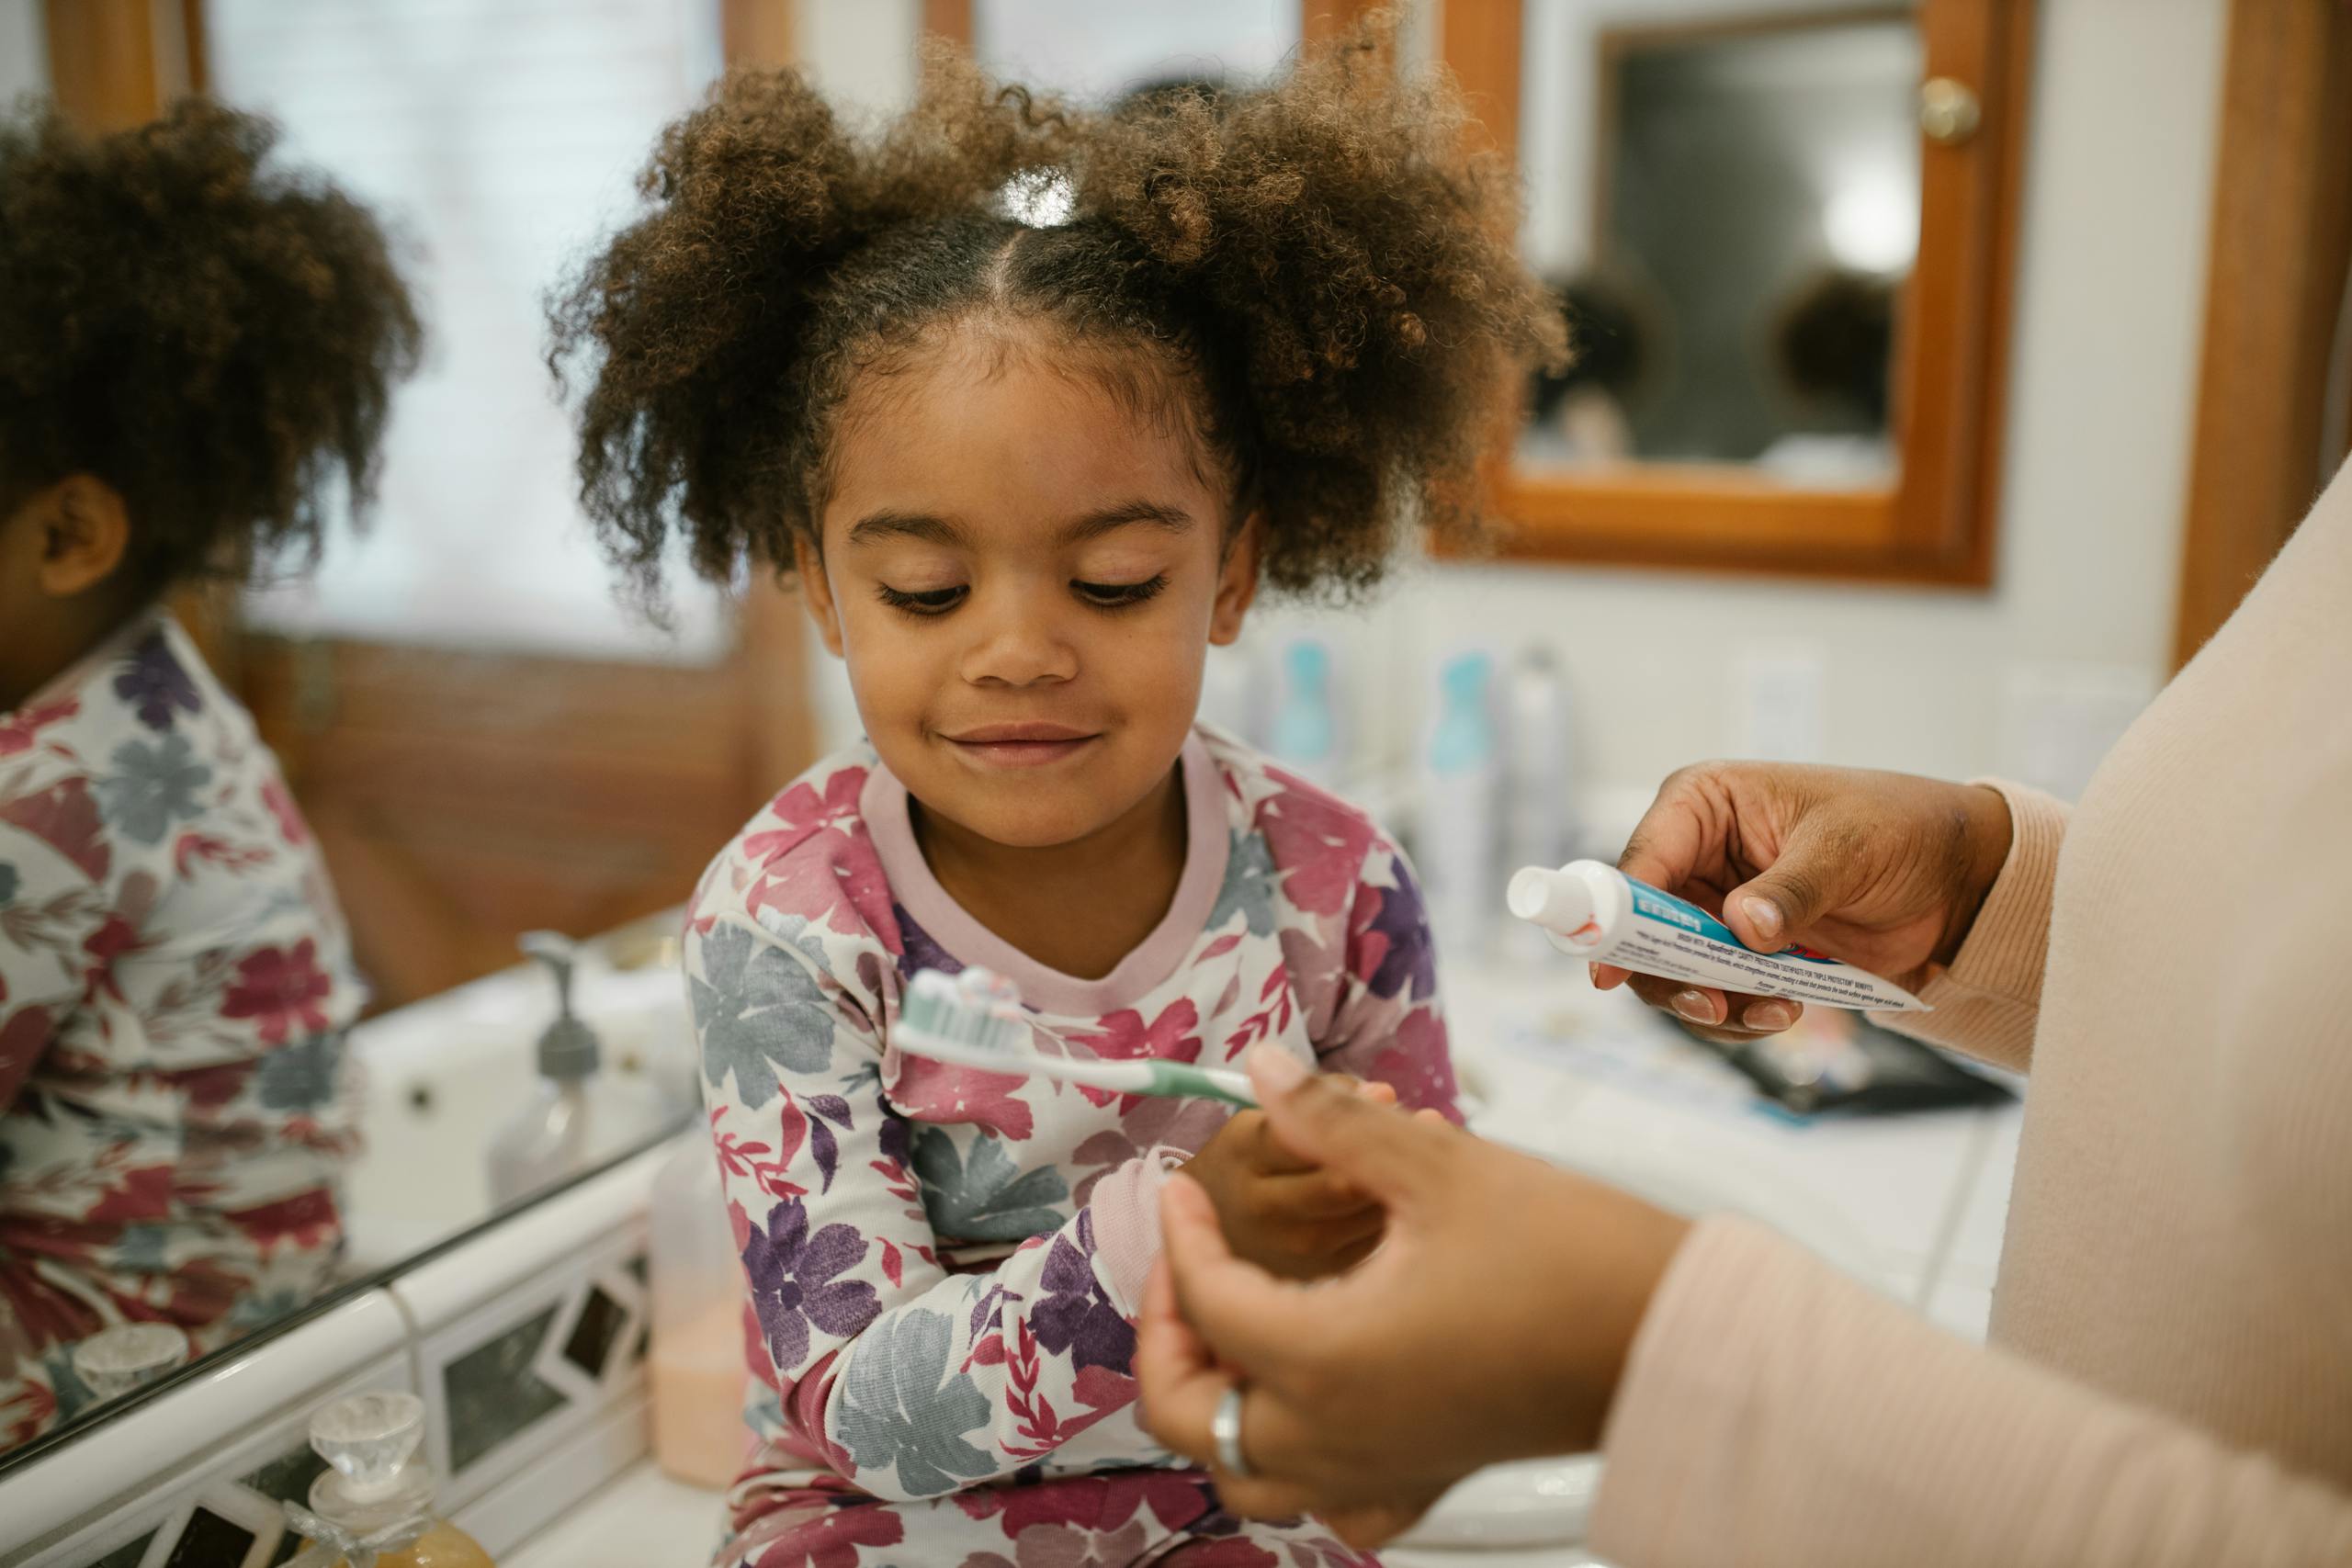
[1507,860,1928,1012]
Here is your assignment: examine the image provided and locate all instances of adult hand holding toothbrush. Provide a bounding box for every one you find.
[1179,1074,1401,1281]
[1145,466,2352,1566]
[1139,763,2038,1549]
[1139,1046,1690,1545]
[1136,762,2023,1546]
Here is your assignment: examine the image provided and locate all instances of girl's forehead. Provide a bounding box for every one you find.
[826,331,1226,541]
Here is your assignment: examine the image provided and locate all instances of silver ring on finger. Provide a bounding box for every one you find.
[1211,1383,1254,1480]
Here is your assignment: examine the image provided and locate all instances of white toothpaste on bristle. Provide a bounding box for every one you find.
[1508,860,1928,1012]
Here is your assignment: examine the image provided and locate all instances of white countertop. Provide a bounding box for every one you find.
[509,952,2022,1566]
[506,1461,1609,1568]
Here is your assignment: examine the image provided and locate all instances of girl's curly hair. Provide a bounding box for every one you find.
[0,99,423,591]
[550,23,1565,602]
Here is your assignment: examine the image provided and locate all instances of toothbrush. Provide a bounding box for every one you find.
[897,966,1261,1108]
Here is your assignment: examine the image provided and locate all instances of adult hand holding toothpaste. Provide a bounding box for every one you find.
[1527,761,2014,1042]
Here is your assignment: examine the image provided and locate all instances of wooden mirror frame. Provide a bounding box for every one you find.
[2172,0,2352,666]
[1444,0,2034,584]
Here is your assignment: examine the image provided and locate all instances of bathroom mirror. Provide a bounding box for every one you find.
[8,0,1386,1476]
[0,900,697,1468]
[1445,0,2031,581]
[2,0,728,1468]
[1532,10,1919,478]
[0,1109,691,1478]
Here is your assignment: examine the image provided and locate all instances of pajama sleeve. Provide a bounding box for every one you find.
[1875,781,2070,1075]
[1312,839,1461,1122]
[1593,1217,2352,1567]
[688,908,1172,1502]
[0,767,108,1113]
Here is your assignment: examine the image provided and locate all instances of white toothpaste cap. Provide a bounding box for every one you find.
[1508,864,1600,943]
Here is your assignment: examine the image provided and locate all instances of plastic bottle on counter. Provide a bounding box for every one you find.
[486,931,669,1207]
[1417,649,1503,953]
[1268,637,1342,785]
[1504,648,1576,962]
[649,1132,750,1489]
[286,1391,492,1567]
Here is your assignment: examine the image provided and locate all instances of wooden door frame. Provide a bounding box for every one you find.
[42,0,204,132]
[2172,0,2352,667]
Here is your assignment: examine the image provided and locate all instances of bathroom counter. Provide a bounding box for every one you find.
[503,956,2018,1568]
[1440,951,2022,1337]
[504,1457,1608,1567]
[503,1459,717,1567]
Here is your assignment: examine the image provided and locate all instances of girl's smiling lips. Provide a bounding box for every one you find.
[940,721,1102,768]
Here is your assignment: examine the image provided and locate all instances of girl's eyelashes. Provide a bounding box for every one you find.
[1073,573,1169,610]
[875,583,967,615]
[873,575,1170,615]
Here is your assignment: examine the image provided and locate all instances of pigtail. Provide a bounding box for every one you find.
[548,51,1073,596]
[554,25,1560,604]
[1067,21,1567,595]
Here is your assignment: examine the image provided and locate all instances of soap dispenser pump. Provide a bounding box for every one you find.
[286,1391,492,1567]
[486,931,665,1206]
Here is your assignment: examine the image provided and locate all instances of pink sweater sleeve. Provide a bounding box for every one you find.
[1589,1217,2352,1567]
[1874,782,2069,1073]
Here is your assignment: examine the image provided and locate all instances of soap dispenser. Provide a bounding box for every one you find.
[486,931,667,1207]
[286,1391,492,1567]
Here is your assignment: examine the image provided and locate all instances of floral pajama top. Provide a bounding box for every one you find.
[0,611,362,1446]
[685,728,1457,1567]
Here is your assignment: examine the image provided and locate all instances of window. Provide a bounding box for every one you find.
[207,0,729,659]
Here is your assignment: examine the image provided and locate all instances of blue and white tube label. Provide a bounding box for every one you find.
[1608,874,1929,1012]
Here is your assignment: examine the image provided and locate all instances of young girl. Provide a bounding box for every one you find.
[0,101,420,1445]
[555,31,1561,1566]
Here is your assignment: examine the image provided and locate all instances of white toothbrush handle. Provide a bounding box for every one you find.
[898,1030,1258,1106]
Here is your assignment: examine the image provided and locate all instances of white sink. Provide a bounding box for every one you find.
[341,960,698,1273]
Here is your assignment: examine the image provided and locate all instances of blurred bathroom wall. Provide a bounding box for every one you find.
[789,0,2227,831]
[0,0,45,101]
[1417,0,2225,825]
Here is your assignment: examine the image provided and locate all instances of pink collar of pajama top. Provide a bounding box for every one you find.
[683,724,1458,1517]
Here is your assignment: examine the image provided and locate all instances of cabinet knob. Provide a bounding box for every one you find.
[1919,77,1983,145]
